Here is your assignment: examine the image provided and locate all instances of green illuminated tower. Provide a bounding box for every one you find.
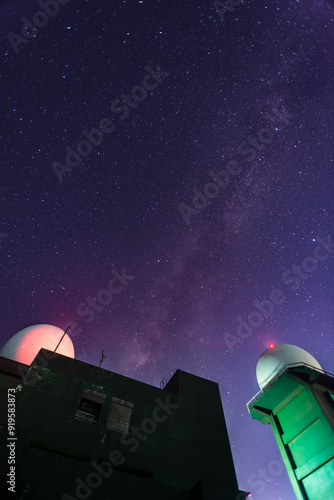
[247,344,334,500]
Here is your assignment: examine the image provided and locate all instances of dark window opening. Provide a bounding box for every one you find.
[75,390,106,424]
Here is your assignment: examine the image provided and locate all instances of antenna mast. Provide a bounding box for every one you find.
[54,326,70,353]
[99,348,106,368]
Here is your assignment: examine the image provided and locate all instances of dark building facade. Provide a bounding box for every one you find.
[0,349,248,499]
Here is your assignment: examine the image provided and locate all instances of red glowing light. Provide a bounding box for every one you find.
[0,324,75,365]
[269,343,274,348]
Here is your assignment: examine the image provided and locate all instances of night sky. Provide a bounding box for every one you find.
[1,0,334,498]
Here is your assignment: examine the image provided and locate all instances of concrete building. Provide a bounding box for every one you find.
[0,346,249,499]
[247,343,334,500]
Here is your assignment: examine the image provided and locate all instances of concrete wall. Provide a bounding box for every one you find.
[0,350,243,500]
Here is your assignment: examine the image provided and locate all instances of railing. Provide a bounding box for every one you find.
[75,410,96,423]
[247,362,334,408]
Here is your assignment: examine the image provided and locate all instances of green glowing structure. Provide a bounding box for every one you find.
[247,344,334,500]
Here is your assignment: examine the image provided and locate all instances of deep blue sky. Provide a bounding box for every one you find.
[1,0,334,498]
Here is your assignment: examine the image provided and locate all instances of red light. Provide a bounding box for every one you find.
[269,343,274,348]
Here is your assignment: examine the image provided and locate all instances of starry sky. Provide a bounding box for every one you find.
[1,0,334,498]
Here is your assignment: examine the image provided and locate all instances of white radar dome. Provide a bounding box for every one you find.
[0,324,75,365]
[256,343,321,390]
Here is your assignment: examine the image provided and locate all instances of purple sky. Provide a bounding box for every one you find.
[1,0,334,498]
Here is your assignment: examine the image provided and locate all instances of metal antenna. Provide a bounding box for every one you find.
[54,326,69,353]
[99,348,106,368]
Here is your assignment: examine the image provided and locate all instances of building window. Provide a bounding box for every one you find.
[75,389,106,424]
[106,397,133,433]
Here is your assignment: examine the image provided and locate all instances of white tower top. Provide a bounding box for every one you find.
[256,343,322,390]
[0,324,75,365]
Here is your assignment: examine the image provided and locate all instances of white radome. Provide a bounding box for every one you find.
[0,324,75,365]
[256,343,322,390]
